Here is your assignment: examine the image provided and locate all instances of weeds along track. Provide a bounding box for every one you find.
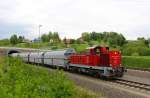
[113,79,150,91]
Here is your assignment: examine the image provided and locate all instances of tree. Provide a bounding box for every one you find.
[137,37,149,47]
[90,32,98,40]
[48,32,53,41]
[63,37,67,47]
[10,34,18,45]
[82,32,90,42]
[137,37,145,40]
[148,38,150,47]
[53,32,60,43]
[102,32,110,42]
[18,36,24,43]
[148,38,150,42]
[144,40,149,47]
[119,34,126,46]
[70,39,76,44]
[41,34,49,42]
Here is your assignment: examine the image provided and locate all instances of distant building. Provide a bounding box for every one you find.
[66,39,71,44]
[63,38,72,47]
[31,38,41,42]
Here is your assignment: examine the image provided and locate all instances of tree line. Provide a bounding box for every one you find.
[10,35,24,45]
[41,32,61,43]
[81,32,126,47]
[0,31,150,56]
[4,32,61,45]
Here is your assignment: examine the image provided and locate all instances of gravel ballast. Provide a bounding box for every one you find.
[67,72,150,98]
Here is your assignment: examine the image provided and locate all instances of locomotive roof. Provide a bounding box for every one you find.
[44,48,76,55]
[86,45,109,49]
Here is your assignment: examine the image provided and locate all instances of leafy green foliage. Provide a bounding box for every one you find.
[122,40,150,56]
[1,31,150,56]
[10,34,18,45]
[122,56,150,69]
[0,57,75,98]
[71,44,89,52]
[82,32,90,42]
[0,57,102,98]
[18,36,24,43]
[81,32,126,47]
[9,35,24,45]
[41,32,61,43]
[88,40,100,46]
[41,34,49,42]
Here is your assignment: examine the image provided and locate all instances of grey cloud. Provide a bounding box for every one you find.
[0,21,32,39]
[0,0,150,40]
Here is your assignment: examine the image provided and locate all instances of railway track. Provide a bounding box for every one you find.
[69,70,150,92]
[113,79,150,91]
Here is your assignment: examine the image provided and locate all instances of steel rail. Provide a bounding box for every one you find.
[114,79,150,91]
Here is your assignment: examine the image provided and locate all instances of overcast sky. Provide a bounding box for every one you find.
[0,0,150,40]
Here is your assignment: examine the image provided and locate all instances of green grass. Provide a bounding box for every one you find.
[122,56,150,69]
[0,57,105,98]
[71,44,89,52]
[1,42,66,50]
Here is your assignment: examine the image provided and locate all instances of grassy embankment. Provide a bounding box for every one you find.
[122,56,150,69]
[0,57,105,98]
[0,41,89,52]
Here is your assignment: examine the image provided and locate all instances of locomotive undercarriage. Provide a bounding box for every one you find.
[69,64,125,78]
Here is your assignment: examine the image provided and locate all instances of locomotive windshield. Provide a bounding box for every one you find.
[95,48,101,55]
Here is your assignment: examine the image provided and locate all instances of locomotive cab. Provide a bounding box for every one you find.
[88,46,125,77]
[89,46,109,55]
[89,46,122,67]
[89,46,110,66]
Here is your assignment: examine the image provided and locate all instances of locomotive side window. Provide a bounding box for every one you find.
[95,48,101,55]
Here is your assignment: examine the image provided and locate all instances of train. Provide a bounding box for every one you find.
[10,46,125,78]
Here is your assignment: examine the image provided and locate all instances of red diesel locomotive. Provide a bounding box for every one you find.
[10,45,125,78]
[69,46,125,77]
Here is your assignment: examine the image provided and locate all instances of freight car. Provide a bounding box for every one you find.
[10,46,125,78]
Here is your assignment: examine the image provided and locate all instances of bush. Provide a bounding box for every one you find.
[138,47,150,56]
[131,52,139,56]
[71,44,89,53]
[0,57,103,98]
[122,40,150,56]
[89,40,99,46]
[0,57,75,98]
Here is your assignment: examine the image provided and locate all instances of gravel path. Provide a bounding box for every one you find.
[66,72,150,98]
[123,69,150,85]
[122,75,150,85]
[126,69,150,79]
